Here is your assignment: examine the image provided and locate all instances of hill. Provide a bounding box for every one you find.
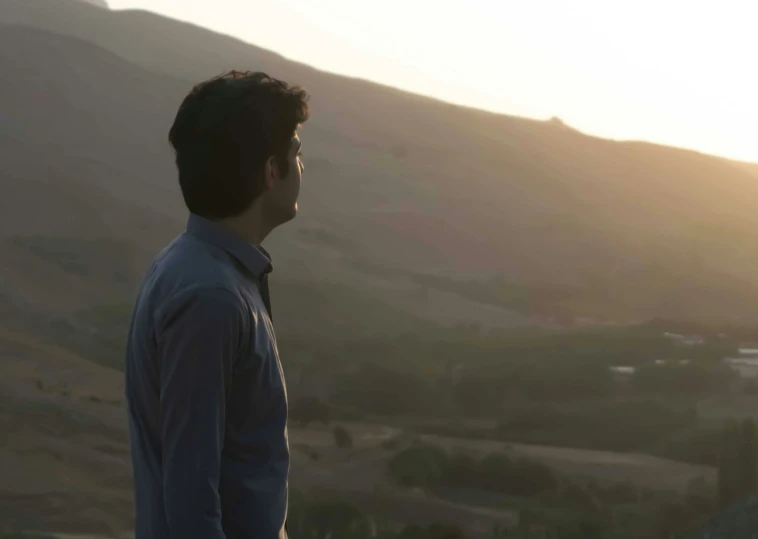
[78,0,108,8]
[0,6,751,536]
[2,0,758,347]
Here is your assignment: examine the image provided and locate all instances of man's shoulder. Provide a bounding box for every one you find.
[139,233,249,322]
[152,232,242,288]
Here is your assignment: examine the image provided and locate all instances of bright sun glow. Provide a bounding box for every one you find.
[108,0,758,162]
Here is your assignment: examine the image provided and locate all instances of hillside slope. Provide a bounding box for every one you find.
[2,0,758,330]
[1,327,716,537]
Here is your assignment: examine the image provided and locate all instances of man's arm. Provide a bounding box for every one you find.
[156,288,244,539]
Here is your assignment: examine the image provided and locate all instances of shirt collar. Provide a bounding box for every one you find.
[186,213,273,279]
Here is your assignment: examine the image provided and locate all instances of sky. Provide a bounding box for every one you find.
[107,0,757,162]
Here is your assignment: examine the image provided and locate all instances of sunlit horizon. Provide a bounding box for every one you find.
[109,0,757,163]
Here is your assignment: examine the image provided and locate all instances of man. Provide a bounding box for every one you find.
[125,70,309,539]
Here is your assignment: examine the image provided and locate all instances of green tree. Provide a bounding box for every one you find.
[388,446,449,488]
[718,421,741,508]
[739,418,758,496]
[290,396,331,427]
[287,498,372,539]
[685,476,716,514]
[334,425,354,449]
[397,523,467,539]
[475,453,558,496]
[717,419,758,509]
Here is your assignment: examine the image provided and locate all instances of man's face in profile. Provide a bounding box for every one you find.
[264,133,304,226]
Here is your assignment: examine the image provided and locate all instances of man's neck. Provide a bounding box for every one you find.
[218,211,271,247]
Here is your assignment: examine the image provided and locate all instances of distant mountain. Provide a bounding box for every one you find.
[73,0,109,8]
[1,0,758,336]
[82,0,109,7]
[735,160,758,180]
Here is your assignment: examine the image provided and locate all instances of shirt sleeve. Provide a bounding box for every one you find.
[156,287,245,539]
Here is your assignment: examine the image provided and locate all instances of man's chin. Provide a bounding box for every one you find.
[280,204,298,225]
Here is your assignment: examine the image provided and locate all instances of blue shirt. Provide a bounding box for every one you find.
[125,213,289,539]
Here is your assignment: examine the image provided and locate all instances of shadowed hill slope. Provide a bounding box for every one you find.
[0,22,530,341]
[2,0,758,330]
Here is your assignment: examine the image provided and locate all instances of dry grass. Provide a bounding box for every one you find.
[0,328,715,538]
[290,421,716,493]
[0,329,131,537]
[0,330,516,537]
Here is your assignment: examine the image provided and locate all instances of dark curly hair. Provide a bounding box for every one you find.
[168,70,310,219]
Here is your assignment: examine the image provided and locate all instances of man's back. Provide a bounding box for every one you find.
[125,213,289,539]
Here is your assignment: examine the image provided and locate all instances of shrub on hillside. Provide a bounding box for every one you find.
[333,425,353,449]
[589,481,640,505]
[380,437,400,451]
[558,481,602,512]
[440,453,478,485]
[286,496,372,539]
[396,523,467,539]
[497,399,697,453]
[470,453,558,496]
[648,422,724,466]
[331,364,439,416]
[634,362,735,396]
[290,396,332,427]
[388,445,449,487]
[686,476,716,514]
[397,446,561,497]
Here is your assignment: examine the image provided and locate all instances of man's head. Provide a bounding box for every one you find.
[169,70,309,233]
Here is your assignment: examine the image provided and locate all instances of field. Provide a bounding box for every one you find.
[290,422,715,493]
[0,328,718,538]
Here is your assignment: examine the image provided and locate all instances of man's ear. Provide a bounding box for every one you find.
[263,155,277,191]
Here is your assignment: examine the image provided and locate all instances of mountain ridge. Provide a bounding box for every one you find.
[2,0,758,329]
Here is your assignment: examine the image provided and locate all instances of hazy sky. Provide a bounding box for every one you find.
[108,0,757,162]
